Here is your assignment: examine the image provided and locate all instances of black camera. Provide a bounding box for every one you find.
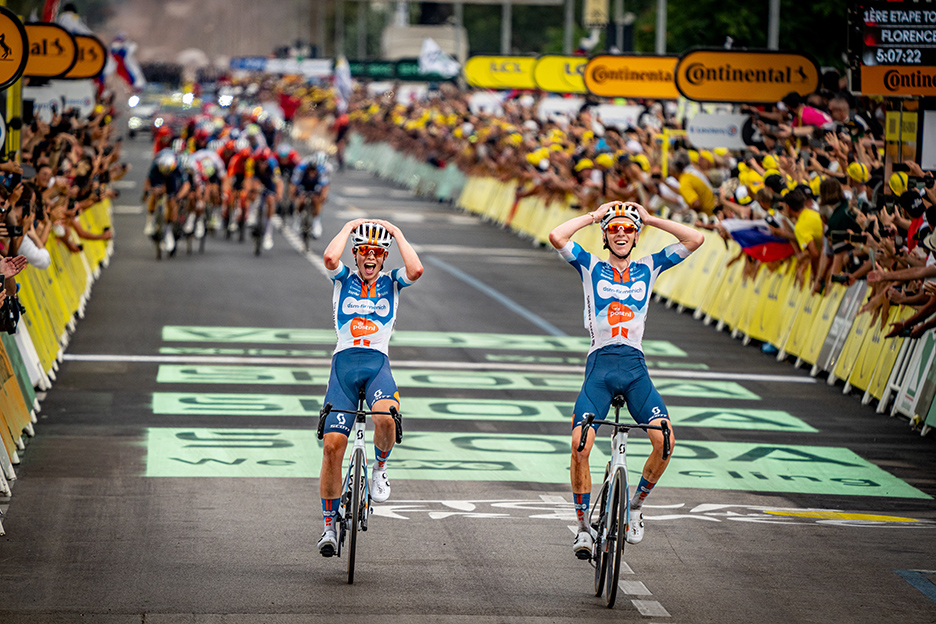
[2,172,22,191]
[830,274,851,284]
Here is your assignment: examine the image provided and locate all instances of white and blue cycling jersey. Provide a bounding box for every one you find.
[558,241,691,355]
[291,159,330,191]
[329,261,415,355]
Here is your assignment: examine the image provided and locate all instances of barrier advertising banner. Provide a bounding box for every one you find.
[686,113,750,149]
[584,55,679,99]
[675,49,820,103]
[464,56,537,90]
[533,55,587,94]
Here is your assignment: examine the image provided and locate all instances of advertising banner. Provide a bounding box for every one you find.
[584,55,679,99]
[464,55,537,90]
[686,113,750,149]
[0,7,28,89]
[25,23,77,79]
[533,55,587,94]
[675,49,819,103]
[63,34,106,80]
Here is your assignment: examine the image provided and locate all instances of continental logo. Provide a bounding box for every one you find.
[675,50,819,103]
[589,65,673,84]
[584,56,679,99]
[860,65,936,96]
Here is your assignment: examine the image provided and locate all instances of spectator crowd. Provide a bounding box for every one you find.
[1,91,124,333]
[348,77,936,341]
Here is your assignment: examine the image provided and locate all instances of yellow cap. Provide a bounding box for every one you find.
[810,175,825,197]
[764,168,781,179]
[507,133,523,146]
[848,162,870,183]
[889,171,909,196]
[762,154,778,170]
[595,153,614,168]
[582,130,595,142]
[713,147,730,157]
[574,159,594,172]
[632,154,651,172]
[549,143,564,152]
[688,150,700,163]
[700,150,715,164]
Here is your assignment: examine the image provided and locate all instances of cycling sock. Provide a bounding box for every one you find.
[263,218,272,236]
[573,492,590,529]
[322,498,340,531]
[374,445,391,471]
[631,477,655,510]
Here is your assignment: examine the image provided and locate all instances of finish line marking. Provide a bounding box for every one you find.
[63,353,814,383]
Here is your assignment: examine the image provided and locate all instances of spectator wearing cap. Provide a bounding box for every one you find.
[670,152,717,217]
[845,161,870,203]
[785,188,823,282]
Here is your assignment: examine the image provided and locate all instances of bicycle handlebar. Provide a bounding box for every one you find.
[316,402,404,444]
[577,413,671,461]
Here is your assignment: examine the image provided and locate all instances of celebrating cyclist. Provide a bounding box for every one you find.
[316,219,423,557]
[548,201,703,559]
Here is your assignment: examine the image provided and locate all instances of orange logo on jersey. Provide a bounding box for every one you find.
[350,317,379,337]
[608,302,634,325]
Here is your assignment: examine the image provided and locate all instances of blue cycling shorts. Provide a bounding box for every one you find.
[322,348,400,437]
[572,344,669,430]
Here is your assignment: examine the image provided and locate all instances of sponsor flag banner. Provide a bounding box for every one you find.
[584,55,679,99]
[675,49,820,103]
[686,113,749,150]
[533,55,587,94]
[720,218,796,264]
[418,38,460,78]
[465,55,537,90]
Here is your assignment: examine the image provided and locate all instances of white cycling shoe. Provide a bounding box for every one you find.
[318,529,337,557]
[143,214,154,236]
[573,527,596,560]
[182,213,195,235]
[262,232,274,250]
[311,216,323,239]
[370,469,391,503]
[161,229,175,254]
[626,510,644,544]
[194,218,205,239]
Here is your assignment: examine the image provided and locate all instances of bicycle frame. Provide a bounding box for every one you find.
[336,408,371,545]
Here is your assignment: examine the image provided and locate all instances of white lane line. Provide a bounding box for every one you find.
[112,180,137,189]
[632,600,671,617]
[113,205,144,214]
[620,580,652,595]
[540,495,567,503]
[59,352,815,382]
[274,216,331,278]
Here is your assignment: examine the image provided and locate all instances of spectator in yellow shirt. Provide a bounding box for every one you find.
[671,153,716,215]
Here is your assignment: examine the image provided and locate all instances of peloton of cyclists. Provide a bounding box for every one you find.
[316,219,423,557]
[548,201,703,558]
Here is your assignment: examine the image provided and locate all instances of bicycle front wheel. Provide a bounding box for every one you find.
[604,468,628,608]
[594,462,611,597]
[346,449,365,584]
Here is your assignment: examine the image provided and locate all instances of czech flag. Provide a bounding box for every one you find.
[720,218,796,263]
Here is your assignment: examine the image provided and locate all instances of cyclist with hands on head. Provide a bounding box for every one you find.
[549,200,704,559]
[316,218,423,557]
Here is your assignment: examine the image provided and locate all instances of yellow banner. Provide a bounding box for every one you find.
[584,55,679,99]
[675,50,819,103]
[533,55,587,94]
[25,23,77,79]
[464,56,537,90]
[861,65,936,97]
[64,34,107,80]
[0,7,28,90]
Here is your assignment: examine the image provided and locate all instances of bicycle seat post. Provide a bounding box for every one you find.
[611,394,626,424]
[357,387,367,424]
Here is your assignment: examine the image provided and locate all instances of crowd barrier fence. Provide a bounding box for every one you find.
[347,136,936,440]
[0,199,113,534]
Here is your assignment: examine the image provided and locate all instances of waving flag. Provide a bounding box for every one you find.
[418,38,460,78]
[333,56,352,114]
[720,218,796,263]
[109,35,147,91]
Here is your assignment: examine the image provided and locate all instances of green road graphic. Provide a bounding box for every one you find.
[152,393,812,431]
[155,366,759,399]
[161,326,687,357]
[145,428,927,498]
[484,354,710,370]
[160,347,333,358]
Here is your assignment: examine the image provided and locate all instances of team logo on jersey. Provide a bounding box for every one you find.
[596,279,647,302]
[607,302,635,324]
[350,317,380,337]
[342,297,391,317]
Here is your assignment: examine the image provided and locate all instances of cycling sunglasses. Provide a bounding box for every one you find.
[605,222,638,235]
[354,245,387,257]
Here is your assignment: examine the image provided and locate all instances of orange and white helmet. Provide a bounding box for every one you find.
[351,222,393,250]
[600,202,643,233]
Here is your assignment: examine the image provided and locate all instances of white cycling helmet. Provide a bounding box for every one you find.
[600,202,643,233]
[351,222,393,251]
[156,152,177,174]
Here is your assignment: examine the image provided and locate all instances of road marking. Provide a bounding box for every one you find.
[274,216,331,277]
[414,244,551,258]
[112,180,137,189]
[113,205,144,214]
[424,255,568,337]
[159,326,689,356]
[894,570,936,603]
[620,580,652,595]
[632,600,671,617]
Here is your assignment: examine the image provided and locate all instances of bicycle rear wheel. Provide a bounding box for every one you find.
[594,463,610,597]
[346,448,365,584]
[604,468,628,608]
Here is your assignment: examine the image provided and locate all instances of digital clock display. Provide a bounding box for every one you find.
[851,2,936,67]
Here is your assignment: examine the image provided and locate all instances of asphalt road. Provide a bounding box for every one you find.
[1,135,935,624]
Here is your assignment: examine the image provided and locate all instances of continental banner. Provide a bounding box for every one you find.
[464,56,537,90]
[859,65,936,97]
[25,23,78,79]
[63,34,107,80]
[533,55,587,94]
[675,49,820,103]
[584,55,679,99]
